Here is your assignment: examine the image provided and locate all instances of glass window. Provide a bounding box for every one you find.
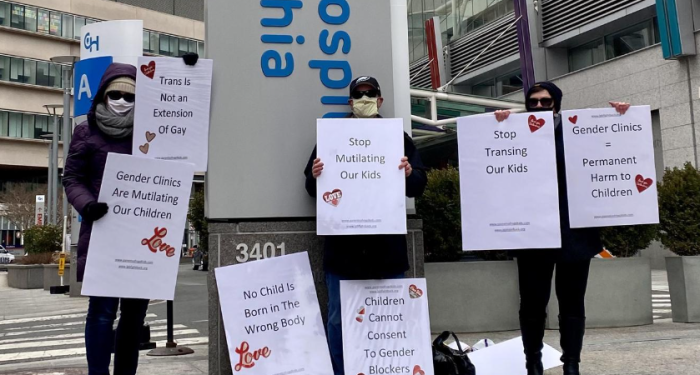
[178,38,189,56]
[24,6,36,32]
[0,1,9,27]
[9,57,21,82]
[35,115,48,137]
[143,31,150,52]
[22,113,34,139]
[170,37,179,57]
[8,112,21,138]
[569,38,605,72]
[62,14,73,39]
[0,55,8,81]
[37,9,49,33]
[49,12,61,35]
[159,34,171,55]
[472,81,495,97]
[86,18,95,25]
[497,70,523,96]
[150,32,159,53]
[74,16,85,39]
[23,59,36,85]
[36,61,49,86]
[189,40,197,54]
[49,63,61,88]
[10,4,24,29]
[605,20,653,60]
[0,111,7,137]
[197,41,204,56]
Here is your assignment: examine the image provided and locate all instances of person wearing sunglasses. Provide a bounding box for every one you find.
[303,76,427,375]
[494,82,630,375]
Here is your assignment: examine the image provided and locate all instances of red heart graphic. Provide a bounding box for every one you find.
[323,189,343,207]
[409,284,423,299]
[635,174,653,193]
[569,115,578,124]
[528,115,546,133]
[355,316,363,323]
[413,365,425,375]
[140,61,156,79]
[357,306,365,315]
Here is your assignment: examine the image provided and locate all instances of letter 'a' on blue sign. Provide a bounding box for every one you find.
[73,56,113,116]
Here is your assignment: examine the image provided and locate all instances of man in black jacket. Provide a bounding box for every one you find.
[304,76,427,375]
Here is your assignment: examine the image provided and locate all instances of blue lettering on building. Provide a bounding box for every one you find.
[259,0,353,118]
[83,32,100,52]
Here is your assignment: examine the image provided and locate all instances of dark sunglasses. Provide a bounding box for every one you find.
[106,91,135,103]
[351,89,379,99]
[527,97,553,108]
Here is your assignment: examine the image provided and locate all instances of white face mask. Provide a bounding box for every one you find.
[107,98,134,116]
[352,96,379,118]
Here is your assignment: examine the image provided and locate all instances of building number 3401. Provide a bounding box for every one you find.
[236,242,286,263]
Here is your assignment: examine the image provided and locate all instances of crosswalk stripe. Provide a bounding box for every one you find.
[653,303,672,308]
[0,313,156,326]
[0,324,187,345]
[0,336,209,363]
[654,309,672,313]
[0,329,200,351]
[5,318,167,332]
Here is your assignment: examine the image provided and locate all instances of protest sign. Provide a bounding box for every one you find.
[316,118,406,235]
[82,153,195,300]
[457,112,561,250]
[562,106,659,228]
[133,56,213,172]
[215,252,333,375]
[341,278,434,375]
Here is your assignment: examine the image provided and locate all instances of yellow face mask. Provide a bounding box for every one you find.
[352,96,379,118]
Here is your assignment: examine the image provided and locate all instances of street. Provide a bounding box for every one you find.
[0,259,208,373]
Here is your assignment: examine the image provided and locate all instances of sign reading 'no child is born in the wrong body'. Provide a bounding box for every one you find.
[133,56,213,172]
[316,118,406,236]
[215,252,333,375]
[341,279,434,375]
[458,112,561,251]
[82,153,195,301]
[562,106,659,228]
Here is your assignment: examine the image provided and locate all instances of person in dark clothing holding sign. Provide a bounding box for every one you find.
[495,82,630,375]
[304,76,427,375]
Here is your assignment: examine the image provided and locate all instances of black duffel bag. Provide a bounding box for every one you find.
[432,331,476,375]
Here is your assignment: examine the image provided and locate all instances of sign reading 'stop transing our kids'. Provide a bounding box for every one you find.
[206,0,411,219]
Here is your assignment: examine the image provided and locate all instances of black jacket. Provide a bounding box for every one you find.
[517,115,602,262]
[304,130,427,277]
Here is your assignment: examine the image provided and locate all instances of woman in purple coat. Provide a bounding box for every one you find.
[62,63,146,375]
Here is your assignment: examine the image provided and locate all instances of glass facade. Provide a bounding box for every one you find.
[472,70,523,98]
[409,0,514,63]
[568,19,660,72]
[0,109,63,141]
[0,54,68,88]
[0,1,203,57]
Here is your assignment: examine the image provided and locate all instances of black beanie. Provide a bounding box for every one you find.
[526,81,563,113]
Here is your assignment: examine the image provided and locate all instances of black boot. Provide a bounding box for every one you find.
[520,317,545,375]
[559,316,586,375]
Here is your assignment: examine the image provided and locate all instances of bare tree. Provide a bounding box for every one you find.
[0,183,64,233]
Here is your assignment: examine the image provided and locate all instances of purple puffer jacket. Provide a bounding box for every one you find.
[63,63,136,281]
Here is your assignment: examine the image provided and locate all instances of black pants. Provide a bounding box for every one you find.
[517,256,591,320]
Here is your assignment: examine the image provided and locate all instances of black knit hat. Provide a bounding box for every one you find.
[526,81,563,113]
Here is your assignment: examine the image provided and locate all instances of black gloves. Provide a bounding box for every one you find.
[83,202,109,221]
[182,52,199,66]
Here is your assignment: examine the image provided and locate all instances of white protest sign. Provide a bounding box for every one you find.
[316,118,406,235]
[133,57,213,172]
[457,112,561,250]
[80,20,143,66]
[468,337,562,375]
[215,252,333,375]
[82,153,194,300]
[341,279,434,375]
[562,106,659,228]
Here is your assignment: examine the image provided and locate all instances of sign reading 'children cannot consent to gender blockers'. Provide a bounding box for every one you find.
[562,106,659,228]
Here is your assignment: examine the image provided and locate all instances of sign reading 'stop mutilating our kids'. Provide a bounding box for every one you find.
[133,56,213,172]
[562,106,659,228]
